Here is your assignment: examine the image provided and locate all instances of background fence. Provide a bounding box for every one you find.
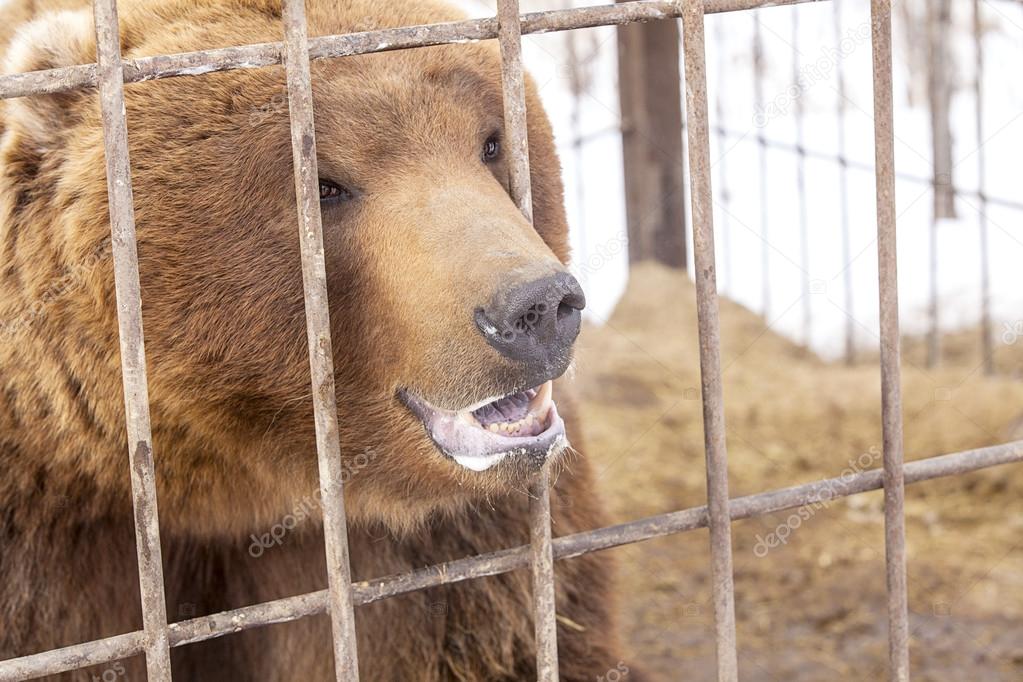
[0,0,1021,680]
[548,0,1023,372]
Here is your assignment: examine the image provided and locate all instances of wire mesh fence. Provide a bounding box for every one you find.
[705,0,1017,370]
[0,0,1020,680]
[569,0,1022,371]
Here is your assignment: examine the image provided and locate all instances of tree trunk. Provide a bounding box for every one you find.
[928,0,956,220]
[615,11,687,269]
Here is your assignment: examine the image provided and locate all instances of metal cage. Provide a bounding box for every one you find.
[0,0,1021,680]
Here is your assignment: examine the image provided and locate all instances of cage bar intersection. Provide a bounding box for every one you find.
[0,0,1021,680]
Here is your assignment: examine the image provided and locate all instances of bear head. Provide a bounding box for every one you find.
[0,0,585,534]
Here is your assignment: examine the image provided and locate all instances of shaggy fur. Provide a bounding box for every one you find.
[0,1,630,679]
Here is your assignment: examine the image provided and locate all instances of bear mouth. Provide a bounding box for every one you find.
[398,381,567,472]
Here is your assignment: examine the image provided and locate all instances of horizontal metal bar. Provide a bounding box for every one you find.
[0,0,826,101]
[0,633,145,681]
[170,589,329,647]
[3,439,1019,681]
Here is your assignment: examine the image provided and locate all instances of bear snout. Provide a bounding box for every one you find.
[474,271,585,383]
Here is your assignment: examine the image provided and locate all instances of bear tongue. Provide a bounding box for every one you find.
[472,391,530,426]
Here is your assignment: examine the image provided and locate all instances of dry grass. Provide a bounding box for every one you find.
[572,263,1023,681]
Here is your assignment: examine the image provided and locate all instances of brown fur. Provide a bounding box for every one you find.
[0,1,631,679]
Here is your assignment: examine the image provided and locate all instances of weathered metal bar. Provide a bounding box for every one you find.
[495,0,559,678]
[869,0,910,679]
[280,0,360,679]
[0,632,145,682]
[0,0,827,101]
[4,440,1022,680]
[91,0,173,679]
[528,467,559,681]
[680,0,740,679]
[497,0,535,223]
[170,589,330,647]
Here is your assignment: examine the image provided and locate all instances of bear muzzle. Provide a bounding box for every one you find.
[398,379,567,472]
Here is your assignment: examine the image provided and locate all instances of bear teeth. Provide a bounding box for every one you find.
[461,381,553,438]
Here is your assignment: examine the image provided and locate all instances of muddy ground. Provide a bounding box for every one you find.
[572,264,1023,681]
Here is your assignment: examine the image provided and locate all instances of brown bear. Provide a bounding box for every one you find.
[0,0,633,680]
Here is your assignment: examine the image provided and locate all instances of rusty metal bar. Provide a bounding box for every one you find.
[0,0,826,102]
[170,589,330,647]
[0,632,145,682]
[495,1,559,678]
[681,0,740,679]
[869,0,910,679]
[497,0,535,224]
[528,469,559,680]
[280,0,360,678]
[91,0,173,679]
[4,439,1022,680]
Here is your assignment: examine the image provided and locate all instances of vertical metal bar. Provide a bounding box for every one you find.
[753,13,770,320]
[834,0,855,365]
[91,1,173,680]
[869,1,910,679]
[495,2,558,679]
[681,1,739,680]
[528,467,558,681]
[792,9,811,348]
[973,0,993,376]
[497,0,534,224]
[280,0,360,678]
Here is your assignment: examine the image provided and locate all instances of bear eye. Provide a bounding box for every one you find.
[482,135,500,162]
[319,179,352,203]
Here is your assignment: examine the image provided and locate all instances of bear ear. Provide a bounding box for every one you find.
[3,10,96,147]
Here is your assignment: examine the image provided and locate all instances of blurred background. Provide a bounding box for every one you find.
[457,1,1023,679]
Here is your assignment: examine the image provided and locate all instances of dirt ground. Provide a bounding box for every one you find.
[572,263,1023,681]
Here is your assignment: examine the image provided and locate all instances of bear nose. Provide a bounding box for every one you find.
[475,272,586,368]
